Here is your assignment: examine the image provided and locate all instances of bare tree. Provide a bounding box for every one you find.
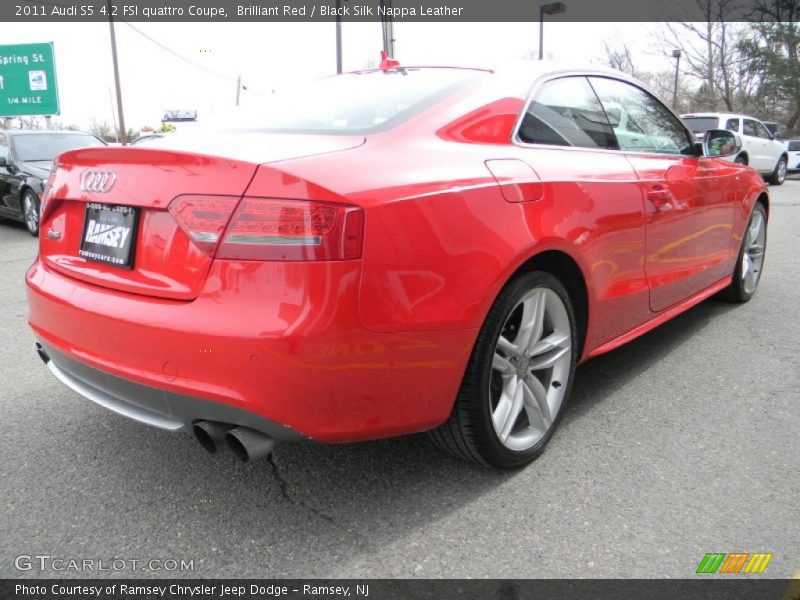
[0,116,45,130]
[740,0,800,130]
[661,0,755,112]
[603,42,639,78]
[49,120,81,131]
[89,120,115,142]
[602,42,693,110]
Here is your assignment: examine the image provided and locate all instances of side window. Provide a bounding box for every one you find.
[589,77,694,155]
[518,77,617,149]
[743,119,759,137]
[726,118,740,132]
[755,121,772,139]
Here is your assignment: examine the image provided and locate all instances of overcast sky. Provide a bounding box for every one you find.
[3,21,672,131]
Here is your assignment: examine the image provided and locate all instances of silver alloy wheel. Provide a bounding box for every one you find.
[490,287,572,451]
[777,159,787,183]
[23,193,38,233]
[742,208,766,295]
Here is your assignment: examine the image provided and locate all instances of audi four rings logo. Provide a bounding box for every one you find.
[80,170,117,193]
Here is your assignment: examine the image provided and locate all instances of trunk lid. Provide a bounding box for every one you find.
[39,135,363,300]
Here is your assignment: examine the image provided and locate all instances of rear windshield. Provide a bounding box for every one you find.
[235,68,487,135]
[12,134,105,161]
[682,117,719,134]
[788,141,800,151]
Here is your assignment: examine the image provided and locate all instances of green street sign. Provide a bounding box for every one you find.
[0,42,59,117]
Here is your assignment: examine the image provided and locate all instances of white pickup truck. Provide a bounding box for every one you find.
[682,112,788,185]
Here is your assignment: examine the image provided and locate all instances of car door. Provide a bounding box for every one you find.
[589,76,736,313]
[0,134,23,216]
[753,119,781,171]
[789,141,800,171]
[510,75,651,349]
[743,119,770,171]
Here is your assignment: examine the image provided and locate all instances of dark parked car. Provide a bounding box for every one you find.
[130,133,165,145]
[0,130,106,236]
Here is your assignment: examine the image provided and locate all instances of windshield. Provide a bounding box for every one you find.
[230,68,487,135]
[682,117,719,134]
[12,134,106,162]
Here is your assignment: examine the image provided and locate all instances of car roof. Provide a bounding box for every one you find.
[348,60,630,84]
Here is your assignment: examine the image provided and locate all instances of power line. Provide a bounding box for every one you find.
[122,22,237,82]
[16,0,270,97]
[122,22,270,96]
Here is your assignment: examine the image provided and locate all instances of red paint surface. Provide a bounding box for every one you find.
[27,66,768,442]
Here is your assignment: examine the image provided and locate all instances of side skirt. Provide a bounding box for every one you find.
[583,276,732,361]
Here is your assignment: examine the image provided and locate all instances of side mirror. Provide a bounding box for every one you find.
[0,155,7,167]
[704,129,742,158]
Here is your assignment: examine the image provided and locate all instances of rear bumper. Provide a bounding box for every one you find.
[26,258,476,443]
[37,341,302,439]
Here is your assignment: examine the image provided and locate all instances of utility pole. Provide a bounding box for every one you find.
[672,49,682,109]
[107,0,127,145]
[380,0,395,56]
[108,87,119,142]
[236,75,242,106]
[335,0,343,74]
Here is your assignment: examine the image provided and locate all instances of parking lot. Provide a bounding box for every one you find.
[1,180,798,579]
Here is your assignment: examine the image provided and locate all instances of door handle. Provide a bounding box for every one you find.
[647,185,672,211]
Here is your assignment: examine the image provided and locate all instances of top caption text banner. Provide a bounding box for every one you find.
[3,0,792,22]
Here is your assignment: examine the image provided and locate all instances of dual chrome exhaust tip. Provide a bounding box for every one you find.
[192,420,275,462]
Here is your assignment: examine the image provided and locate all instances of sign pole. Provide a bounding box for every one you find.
[335,0,342,74]
[107,0,127,145]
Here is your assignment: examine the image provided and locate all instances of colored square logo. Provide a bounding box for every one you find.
[28,70,47,91]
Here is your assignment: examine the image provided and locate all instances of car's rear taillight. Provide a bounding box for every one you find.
[169,195,364,261]
[216,197,364,261]
[169,195,239,255]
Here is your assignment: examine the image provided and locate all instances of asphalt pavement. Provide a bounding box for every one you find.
[1,181,798,579]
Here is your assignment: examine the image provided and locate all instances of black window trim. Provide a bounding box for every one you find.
[512,70,699,159]
[517,75,620,151]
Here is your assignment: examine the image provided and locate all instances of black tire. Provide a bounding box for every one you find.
[429,271,578,469]
[720,202,767,303]
[767,156,787,186]
[734,154,748,166]
[21,189,40,237]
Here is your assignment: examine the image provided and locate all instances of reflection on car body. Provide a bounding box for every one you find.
[26,62,770,469]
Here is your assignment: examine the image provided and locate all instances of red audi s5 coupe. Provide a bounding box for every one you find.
[27,62,769,469]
